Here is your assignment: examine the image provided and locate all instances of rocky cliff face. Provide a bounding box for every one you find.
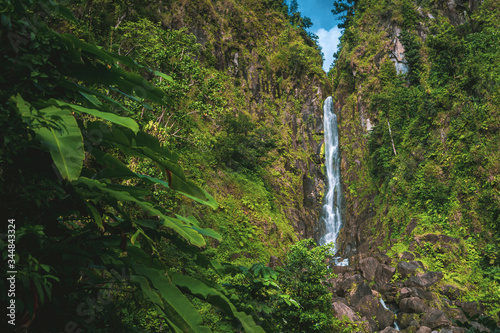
[333,0,490,255]
[160,0,329,240]
[331,0,500,324]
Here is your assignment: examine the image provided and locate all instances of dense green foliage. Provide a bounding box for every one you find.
[331,0,500,320]
[0,0,341,331]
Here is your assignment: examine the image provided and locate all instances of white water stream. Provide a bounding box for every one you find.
[380,298,400,331]
[319,97,348,266]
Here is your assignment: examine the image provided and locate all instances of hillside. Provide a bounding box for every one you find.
[1,0,500,332]
[330,0,500,330]
[0,0,333,331]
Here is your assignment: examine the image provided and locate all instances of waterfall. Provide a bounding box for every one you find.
[319,97,348,266]
[379,298,400,331]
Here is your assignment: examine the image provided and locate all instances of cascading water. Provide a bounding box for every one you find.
[319,97,348,266]
[380,298,400,331]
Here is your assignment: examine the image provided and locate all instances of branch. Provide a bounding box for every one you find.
[387,119,397,156]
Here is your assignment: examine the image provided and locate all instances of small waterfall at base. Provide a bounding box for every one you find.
[319,96,348,266]
[379,298,400,331]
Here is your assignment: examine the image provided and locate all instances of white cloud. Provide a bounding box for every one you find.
[315,27,342,72]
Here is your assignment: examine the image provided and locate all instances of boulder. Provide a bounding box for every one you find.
[348,281,373,307]
[268,255,279,268]
[332,265,355,275]
[405,271,443,289]
[442,285,461,301]
[397,312,420,329]
[404,326,418,333]
[337,274,364,297]
[375,264,396,286]
[420,308,452,329]
[379,327,398,333]
[406,218,418,235]
[450,328,467,333]
[354,295,395,331]
[397,261,421,278]
[332,302,361,322]
[374,253,392,265]
[415,326,432,333]
[438,329,454,333]
[400,251,415,261]
[417,234,459,245]
[409,260,425,270]
[360,257,380,281]
[400,297,427,314]
[398,287,435,304]
[469,321,491,333]
[442,307,467,324]
[456,301,484,317]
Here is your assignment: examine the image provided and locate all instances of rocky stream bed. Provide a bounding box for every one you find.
[326,235,493,333]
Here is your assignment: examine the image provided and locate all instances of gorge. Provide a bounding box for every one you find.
[1,0,499,332]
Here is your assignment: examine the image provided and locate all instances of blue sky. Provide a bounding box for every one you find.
[295,0,342,72]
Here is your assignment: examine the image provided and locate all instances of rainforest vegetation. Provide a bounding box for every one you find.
[0,0,499,332]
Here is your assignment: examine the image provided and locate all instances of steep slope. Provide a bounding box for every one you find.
[159,0,330,260]
[330,0,500,326]
[68,0,329,263]
[1,0,333,331]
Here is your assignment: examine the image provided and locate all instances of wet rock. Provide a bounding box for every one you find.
[399,287,434,302]
[409,260,425,270]
[379,327,399,333]
[364,317,378,333]
[400,287,414,299]
[416,326,432,333]
[375,264,396,286]
[374,253,392,265]
[405,272,443,289]
[348,281,373,307]
[415,234,460,246]
[421,308,452,329]
[354,295,395,331]
[398,261,421,278]
[332,302,361,322]
[400,251,416,261]
[360,257,380,281]
[397,312,420,329]
[332,297,349,305]
[338,274,364,297]
[404,326,418,333]
[378,283,399,303]
[332,265,355,275]
[400,297,427,314]
[456,301,483,317]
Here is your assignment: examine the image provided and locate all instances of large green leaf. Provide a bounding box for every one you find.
[137,174,218,209]
[132,262,212,333]
[74,177,214,246]
[172,273,266,333]
[49,99,139,133]
[87,123,218,209]
[13,94,84,181]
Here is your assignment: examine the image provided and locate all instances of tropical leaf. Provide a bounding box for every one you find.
[131,262,212,333]
[13,94,84,181]
[87,123,217,208]
[172,273,266,333]
[74,177,214,246]
[48,99,139,133]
